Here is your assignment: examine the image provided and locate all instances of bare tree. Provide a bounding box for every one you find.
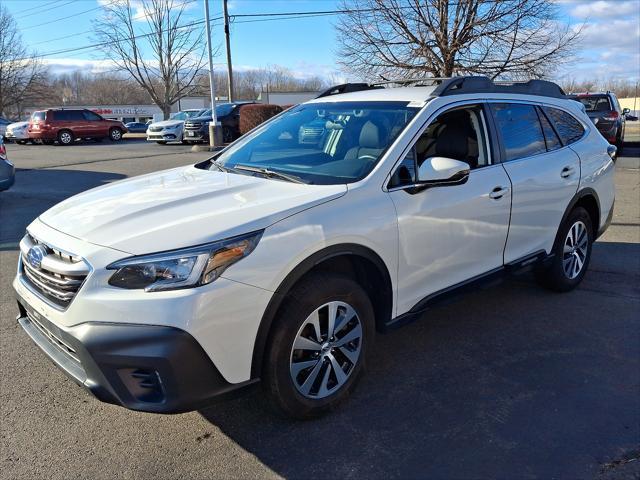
[0,5,47,117]
[93,0,207,119]
[337,0,581,81]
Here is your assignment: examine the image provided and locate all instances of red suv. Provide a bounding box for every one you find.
[28,109,128,145]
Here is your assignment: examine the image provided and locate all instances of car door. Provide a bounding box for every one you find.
[490,102,582,263]
[82,110,104,136]
[387,102,512,315]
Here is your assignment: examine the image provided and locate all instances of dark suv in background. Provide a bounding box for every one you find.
[28,109,127,145]
[569,92,629,152]
[183,102,254,144]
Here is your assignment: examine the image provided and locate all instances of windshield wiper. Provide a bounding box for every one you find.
[210,160,238,173]
[233,164,308,184]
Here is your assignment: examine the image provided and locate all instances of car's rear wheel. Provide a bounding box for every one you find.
[616,130,624,155]
[536,207,593,292]
[263,272,374,419]
[109,128,123,141]
[57,130,74,146]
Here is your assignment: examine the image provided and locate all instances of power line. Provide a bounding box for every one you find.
[20,3,113,31]
[15,0,78,20]
[13,0,64,17]
[29,0,206,47]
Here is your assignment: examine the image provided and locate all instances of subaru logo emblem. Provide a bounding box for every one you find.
[27,245,47,270]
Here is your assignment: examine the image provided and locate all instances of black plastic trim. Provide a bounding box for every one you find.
[250,244,392,378]
[597,199,614,239]
[15,299,252,414]
[385,250,549,330]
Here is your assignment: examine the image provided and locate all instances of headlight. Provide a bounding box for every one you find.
[107,231,263,291]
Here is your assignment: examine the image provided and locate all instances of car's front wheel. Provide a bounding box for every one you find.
[536,206,593,292]
[263,273,374,419]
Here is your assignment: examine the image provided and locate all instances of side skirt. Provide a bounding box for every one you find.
[384,250,550,331]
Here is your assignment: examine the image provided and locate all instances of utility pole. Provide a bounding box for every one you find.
[223,0,233,102]
[204,0,221,147]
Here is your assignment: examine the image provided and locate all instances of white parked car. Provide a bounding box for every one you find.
[4,121,30,144]
[146,109,205,144]
[14,77,615,418]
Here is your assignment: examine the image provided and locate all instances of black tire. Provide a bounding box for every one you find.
[109,127,123,142]
[616,131,624,155]
[156,141,167,145]
[263,272,374,419]
[57,130,74,146]
[535,207,593,292]
[222,126,234,143]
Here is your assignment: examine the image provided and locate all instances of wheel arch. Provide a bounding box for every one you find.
[250,243,393,378]
[558,188,601,243]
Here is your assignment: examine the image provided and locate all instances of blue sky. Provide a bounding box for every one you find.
[2,0,639,83]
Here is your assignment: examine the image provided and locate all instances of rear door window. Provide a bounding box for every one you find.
[541,107,585,145]
[83,111,102,121]
[490,103,546,161]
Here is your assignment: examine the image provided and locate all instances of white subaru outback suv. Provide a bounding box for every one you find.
[14,77,615,418]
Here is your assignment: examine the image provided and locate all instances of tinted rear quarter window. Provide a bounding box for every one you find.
[490,103,546,161]
[537,108,562,151]
[542,107,585,145]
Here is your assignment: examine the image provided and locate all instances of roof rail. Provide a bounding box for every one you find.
[371,77,451,86]
[432,76,566,98]
[315,83,383,99]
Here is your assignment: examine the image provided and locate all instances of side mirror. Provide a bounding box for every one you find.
[623,108,630,115]
[417,157,470,186]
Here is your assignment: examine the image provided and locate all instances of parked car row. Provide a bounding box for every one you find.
[2,109,128,146]
[146,103,256,145]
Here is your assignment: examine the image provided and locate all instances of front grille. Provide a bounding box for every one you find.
[19,233,89,309]
[148,126,163,132]
[185,122,202,129]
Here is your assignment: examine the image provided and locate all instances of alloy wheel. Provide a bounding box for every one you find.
[59,132,72,144]
[289,301,363,399]
[111,129,122,140]
[563,220,589,279]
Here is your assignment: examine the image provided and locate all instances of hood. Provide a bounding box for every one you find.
[186,115,213,122]
[8,122,28,129]
[149,120,183,128]
[39,165,347,254]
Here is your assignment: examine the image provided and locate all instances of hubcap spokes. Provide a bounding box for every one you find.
[562,220,588,279]
[290,301,362,399]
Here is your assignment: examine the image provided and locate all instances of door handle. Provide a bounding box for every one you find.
[489,186,510,199]
[561,166,575,178]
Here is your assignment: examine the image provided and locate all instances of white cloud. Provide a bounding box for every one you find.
[570,0,640,19]
[41,58,118,75]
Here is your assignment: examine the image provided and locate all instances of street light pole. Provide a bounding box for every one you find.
[223,0,233,102]
[204,0,220,147]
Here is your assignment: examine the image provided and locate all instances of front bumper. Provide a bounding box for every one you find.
[5,131,29,141]
[16,298,254,413]
[183,129,207,142]
[147,131,180,141]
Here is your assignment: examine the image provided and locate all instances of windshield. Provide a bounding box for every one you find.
[31,111,45,122]
[210,101,418,185]
[571,95,612,112]
[170,110,204,121]
[198,104,235,118]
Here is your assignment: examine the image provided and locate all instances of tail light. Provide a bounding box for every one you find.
[0,142,6,160]
[603,111,619,121]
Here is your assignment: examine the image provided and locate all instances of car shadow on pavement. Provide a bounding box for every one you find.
[0,168,125,250]
[199,244,639,479]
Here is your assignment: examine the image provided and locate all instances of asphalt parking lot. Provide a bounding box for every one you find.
[1,138,639,479]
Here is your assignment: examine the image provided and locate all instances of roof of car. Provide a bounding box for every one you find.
[309,76,567,105]
[307,86,438,104]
